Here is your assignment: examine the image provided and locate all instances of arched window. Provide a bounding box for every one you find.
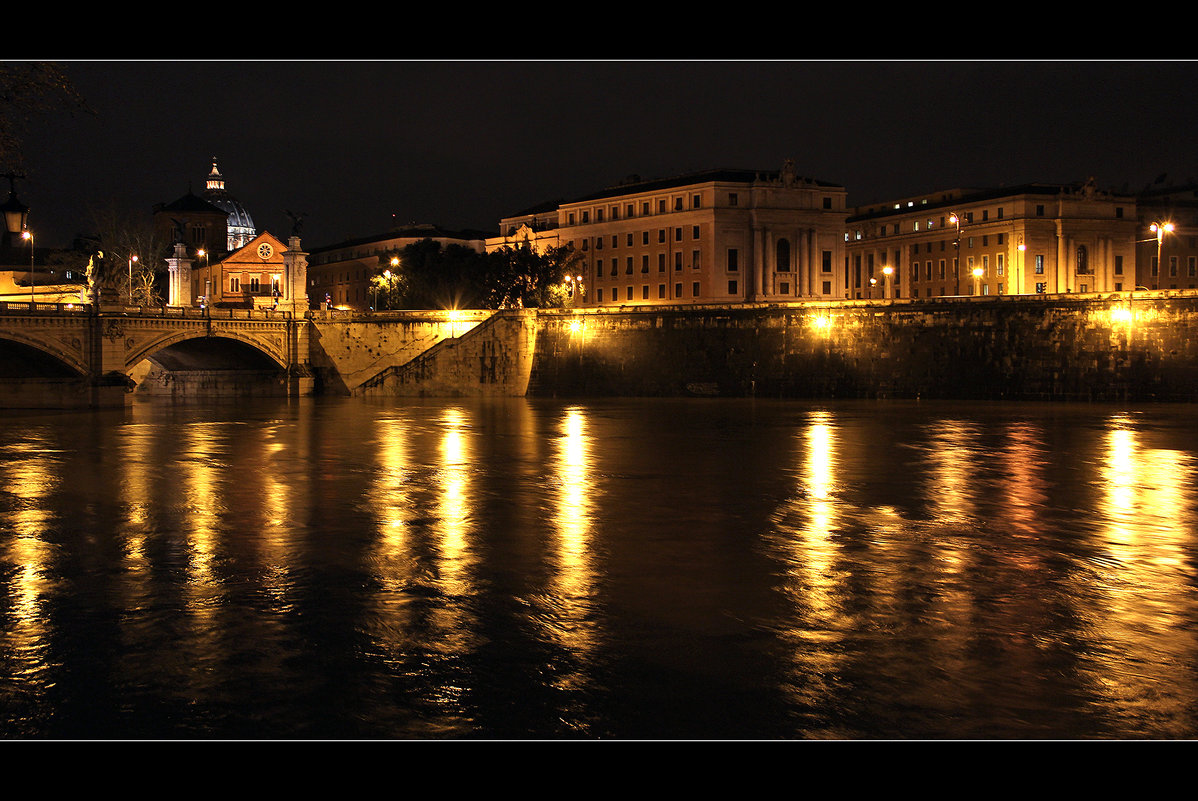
[1076,245,1089,274]
[776,238,791,272]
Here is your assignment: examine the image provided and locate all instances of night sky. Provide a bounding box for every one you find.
[14,60,1198,250]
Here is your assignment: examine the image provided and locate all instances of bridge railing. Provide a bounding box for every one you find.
[0,300,90,314]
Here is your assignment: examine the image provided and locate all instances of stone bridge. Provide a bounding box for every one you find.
[0,301,511,408]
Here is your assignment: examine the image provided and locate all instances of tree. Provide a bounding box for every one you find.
[77,199,172,306]
[482,242,579,309]
[0,62,89,172]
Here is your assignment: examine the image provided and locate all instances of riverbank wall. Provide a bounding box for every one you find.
[527,293,1198,402]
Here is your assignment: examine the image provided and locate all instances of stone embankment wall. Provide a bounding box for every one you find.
[529,294,1198,402]
[352,310,538,398]
[308,310,490,393]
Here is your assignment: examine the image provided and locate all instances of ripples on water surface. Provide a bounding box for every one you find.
[2,395,1197,739]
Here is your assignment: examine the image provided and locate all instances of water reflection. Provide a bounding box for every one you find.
[2,398,1198,738]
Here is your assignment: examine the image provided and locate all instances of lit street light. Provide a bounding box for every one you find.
[198,248,209,312]
[949,212,964,295]
[128,253,138,305]
[21,229,33,308]
[1151,221,1174,290]
[882,265,894,299]
[972,266,984,295]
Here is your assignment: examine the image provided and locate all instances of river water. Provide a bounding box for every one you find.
[2,395,1197,740]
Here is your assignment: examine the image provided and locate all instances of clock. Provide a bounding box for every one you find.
[258,243,274,260]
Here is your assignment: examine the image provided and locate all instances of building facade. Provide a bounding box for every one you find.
[192,231,288,309]
[845,180,1139,299]
[1135,184,1198,291]
[492,164,848,307]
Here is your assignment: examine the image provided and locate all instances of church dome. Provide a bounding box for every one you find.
[202,158,256,251]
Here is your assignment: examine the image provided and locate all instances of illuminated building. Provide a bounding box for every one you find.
[308,223,488,309]
[845,180,1139,298]
[492,163,848,306]
[202,158,257,251]
[192,231,289,309]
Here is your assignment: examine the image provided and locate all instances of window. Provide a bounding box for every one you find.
[776,239,791,272]
[673,197,683,211]
[250,277,261,293]
[597,288,603,302]
[692,281,700,297]
[822,281,832,294]
[658,284,665,298]
[728,248,739,272]
[1035,255,1045,275]
[1036,282,1046,293]
[729,193,738,206]
[692,250,701,269]
[658,229,666,243]
[674,253,682,271]
[1189,257,1196,277]
[1115,255,1124,275]
[582,211,589,223]
[997,254,1004,275]
[658,199,666,213]
[779,281,790,294]
[1152,257,1159,277]
[626,257,633,275]
[823,197,832,209]
[692,194,701,208]
[658,254,666,272]
[674,227,682,242]
[595,209,603,222]
[642,255,649,273]
[692,225,700,239]
[822,250,832,272]
[627,233,633,247]
[1036,205,1045,216]
[230,276,241,292]
[728,280,738,294]
[1170,256,1178,276]
[642,201,650,215]
[642,231,649,245]
[642,285,649,299]
[675,282,682,297]
[938,259,946,278]
[1078,245,1090,274]
[610,235,617,248]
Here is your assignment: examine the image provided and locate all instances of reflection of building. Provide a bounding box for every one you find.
[845,181,1139,298]
[194,232,288,309]
[308,223,488,309]
[491,164,848,306]
[202,159,256,251]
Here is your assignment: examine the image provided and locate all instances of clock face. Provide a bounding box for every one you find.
[258,243,274,260]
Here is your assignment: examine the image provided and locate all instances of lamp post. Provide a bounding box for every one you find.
[21,229,33,308]
[882,265,894,299]
[198,248,209,312]
[868,276,877,299]
[382,269,392,311]
[128,253,138,304]
[1151,221,1174,290]
[972,266,984,295]
[949,212,963,295]
[1017,238,1026,294]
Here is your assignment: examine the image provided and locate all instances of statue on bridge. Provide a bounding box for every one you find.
[84,250,122,306]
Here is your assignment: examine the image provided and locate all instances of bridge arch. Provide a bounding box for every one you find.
[126,329,288,374]
[0,331,88,377]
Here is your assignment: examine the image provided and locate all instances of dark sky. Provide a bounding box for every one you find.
[14,60,1198,250]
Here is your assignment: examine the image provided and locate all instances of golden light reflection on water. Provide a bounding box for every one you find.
[436,407,475,599]
[546,406,600,663]
[1090,414,1198,730]
[0,435,60,676]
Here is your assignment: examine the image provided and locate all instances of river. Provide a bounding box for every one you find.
[2,395,1197,739]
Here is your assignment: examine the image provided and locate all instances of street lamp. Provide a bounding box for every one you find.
[382,269,392,310]
[1151,221,1174,290]
[882,265,894,299]
[949,212,964,295]
[868,276,877,299]
[1017,238,1026,293]
[198,248,209,311]
[972,266,984,295]
[21,229,33,307]
[128,253,138,304]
